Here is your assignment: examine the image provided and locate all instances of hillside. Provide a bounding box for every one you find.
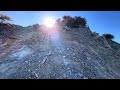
[0,23,120,79]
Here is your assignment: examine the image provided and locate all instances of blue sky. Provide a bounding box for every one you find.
[0,11,120,43]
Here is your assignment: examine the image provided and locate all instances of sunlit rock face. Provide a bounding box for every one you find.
[0,23,120,79]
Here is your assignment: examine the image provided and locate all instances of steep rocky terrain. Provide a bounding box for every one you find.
[0,24,120,79]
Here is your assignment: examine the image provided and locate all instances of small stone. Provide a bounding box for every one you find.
[28,69,31,72]
[78,73,83,77]
[83,76,88,79]
[46,51,52,56]
[34,73,39,78]
[25,61,28,63]
[63,56,66,58]
[28,76,31,79]
[67,67,70,70]
[73,53,75,56]
[59,50,62,53]
[74,58,77,61]
[66,48,69,50]
[73,57,76,59]
[87,57,90,60]
[41,58,47,64]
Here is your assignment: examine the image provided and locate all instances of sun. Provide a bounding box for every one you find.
[44,17,55,28]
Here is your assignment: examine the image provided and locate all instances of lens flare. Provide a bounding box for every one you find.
[44,17,55,28]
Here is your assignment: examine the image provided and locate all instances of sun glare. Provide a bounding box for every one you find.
[44,17,55,28]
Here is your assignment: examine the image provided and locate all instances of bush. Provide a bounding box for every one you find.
[0,14,13,31]
[62,15,87,28]
[91,32,99,37]
[102,33,114,40]
[0,14,12,24]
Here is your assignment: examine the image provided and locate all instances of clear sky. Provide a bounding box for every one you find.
[0,11,119,43]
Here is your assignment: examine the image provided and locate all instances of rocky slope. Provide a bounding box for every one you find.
[0,24,120,79]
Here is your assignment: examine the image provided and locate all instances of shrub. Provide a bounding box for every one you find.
[91,32,99,37]
[62,15,87,28]
[0,14,12,24]
[102,33,114,40]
